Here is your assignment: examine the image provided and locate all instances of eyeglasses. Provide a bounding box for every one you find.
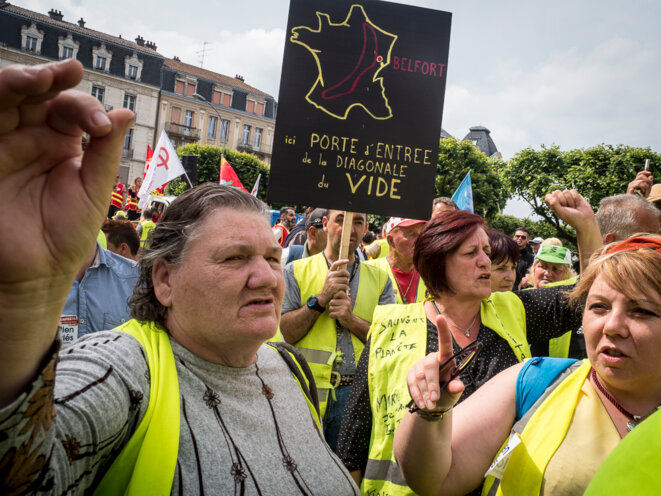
[437,340,483,391]
[407,340,483,412]
[513,235,528,239]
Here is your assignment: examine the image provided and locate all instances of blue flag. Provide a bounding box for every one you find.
[451,171,474,213]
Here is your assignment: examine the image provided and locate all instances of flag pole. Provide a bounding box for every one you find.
[183,172,194,188]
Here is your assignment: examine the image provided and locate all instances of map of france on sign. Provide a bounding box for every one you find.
[268,0,451,219]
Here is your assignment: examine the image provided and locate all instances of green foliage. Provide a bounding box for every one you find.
[488,214,576,252]
[435,138,509,222]
[166,144,271,204]
[497,144,660,244]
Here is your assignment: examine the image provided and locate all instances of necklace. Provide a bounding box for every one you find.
[591,368,660,432]
[394,269,417,304]
[431,301,479,337]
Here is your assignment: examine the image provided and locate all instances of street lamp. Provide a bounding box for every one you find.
[192,92,226,147]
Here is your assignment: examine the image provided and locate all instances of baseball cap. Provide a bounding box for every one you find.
[385,217,426,234]
[536,244,572,265]
[530,237,544,244]
[305,208,327,229]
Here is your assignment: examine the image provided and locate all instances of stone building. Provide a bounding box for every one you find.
[0,3,164,183]
[158,57,276,164]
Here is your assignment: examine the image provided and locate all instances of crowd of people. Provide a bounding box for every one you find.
[1,59,660,495]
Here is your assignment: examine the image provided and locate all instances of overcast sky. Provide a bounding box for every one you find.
[19,0,661,216]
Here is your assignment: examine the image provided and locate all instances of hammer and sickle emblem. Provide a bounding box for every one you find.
[156,147,169,170]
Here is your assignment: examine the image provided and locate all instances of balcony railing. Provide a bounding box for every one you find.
[165,122,200,140]
[121,148,133,159]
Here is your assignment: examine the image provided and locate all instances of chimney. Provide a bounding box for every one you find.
[145,40,157,51]
[48,9,63,21]
[78,17,85,28]
[173,56,180,61]
[235,74,245,82]
[135,35,145,46]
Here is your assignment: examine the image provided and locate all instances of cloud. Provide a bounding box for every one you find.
[443,37,661,159]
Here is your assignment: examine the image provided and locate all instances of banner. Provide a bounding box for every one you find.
[268,0,451,219]
[138,130,186,209]
[451,170,474,213]
[220,157,249,192]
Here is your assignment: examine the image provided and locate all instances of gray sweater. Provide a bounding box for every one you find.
[0,331,359,495]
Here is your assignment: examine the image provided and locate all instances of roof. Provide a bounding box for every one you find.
[440,127,453,139]
[461,126,499,157]
[1,3,163,57]
[164,57,273,99]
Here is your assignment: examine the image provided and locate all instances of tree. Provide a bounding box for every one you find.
[496,144,660,244]
[435,138,509,222]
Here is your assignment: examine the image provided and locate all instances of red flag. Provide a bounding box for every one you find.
[219,157,248,193]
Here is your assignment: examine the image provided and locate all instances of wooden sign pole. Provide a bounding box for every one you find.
[337,211,354,269]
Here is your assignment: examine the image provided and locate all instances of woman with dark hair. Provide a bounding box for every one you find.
[487,230,520,292]
[337,191,602,496]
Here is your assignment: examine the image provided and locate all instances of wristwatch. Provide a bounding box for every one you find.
[306,295,325,313]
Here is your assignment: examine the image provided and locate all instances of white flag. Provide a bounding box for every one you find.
[138,130,186,209]
[250,173,261,197]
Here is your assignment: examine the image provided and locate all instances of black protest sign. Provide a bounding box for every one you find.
[268,0,451,219]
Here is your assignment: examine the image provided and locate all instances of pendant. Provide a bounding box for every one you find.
[627,416,642,432]
[464,329,470,337]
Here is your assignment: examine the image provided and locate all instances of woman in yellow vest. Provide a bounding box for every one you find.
[394,237,661,496]
[337,191,601,495]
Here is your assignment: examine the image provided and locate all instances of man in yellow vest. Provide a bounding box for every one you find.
[366,217,427,304]
[280,210,395,451]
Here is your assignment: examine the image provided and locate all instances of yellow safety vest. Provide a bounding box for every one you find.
[375,239,389,259]
[365,257,427,304]
[292,253,389,418]
[482,360,591,495]
[139,220,156,248]
[94,319,319,495]
[584,407,661,495]
[363,295,532,496]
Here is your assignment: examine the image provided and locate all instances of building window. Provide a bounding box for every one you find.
[220,119,230,143]
[124,52,144,81]
[21,23,45,54]
[208,116,217,138]
[123,129,133,151]
[254,128,262,148]
[242,125,251,145]
[25,35,38,51]
[186,84,196,97]
[127,64,138,80]
[96,55,107,70]
[175,80,185,95]
[123,94,136,111]
[256,102,265,116]
[246,100,255,114]
[91,86,105,103]
[222,93,231,107]
[184,110,194,129]
[92,44,113,73]
[61,46,73,59]
[58,34,79,61]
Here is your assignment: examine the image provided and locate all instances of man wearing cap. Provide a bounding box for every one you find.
[530,236,543,255]
[365,217,427,304]
[280,210,395,452]
[513,227,534,289]
[281,208,328,266]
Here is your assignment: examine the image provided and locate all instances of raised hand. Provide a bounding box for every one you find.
[407,314,465,411]
[0,60,133,405]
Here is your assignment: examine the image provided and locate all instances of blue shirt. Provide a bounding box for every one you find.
[62,244,139,339]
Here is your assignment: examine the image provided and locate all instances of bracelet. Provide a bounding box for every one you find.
[407,401,452,422]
